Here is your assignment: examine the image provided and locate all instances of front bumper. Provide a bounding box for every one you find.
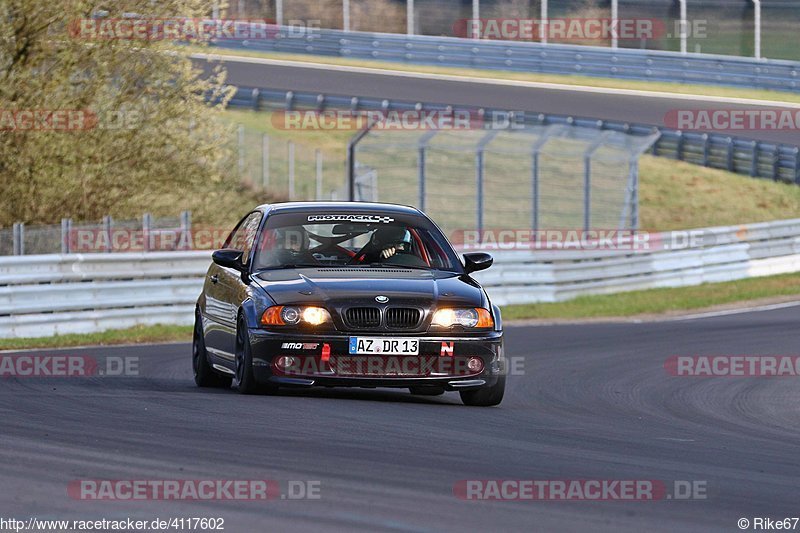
[249,329,503,391]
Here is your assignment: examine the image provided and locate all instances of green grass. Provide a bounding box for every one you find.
[501,272,800,320]
[0,324,192,351]
[638,157,800,230]
[196,47,800,105]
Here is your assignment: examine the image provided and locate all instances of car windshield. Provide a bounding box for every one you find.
[252,212,463,272]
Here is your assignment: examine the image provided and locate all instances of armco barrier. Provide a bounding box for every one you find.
[0,251,210,338]
[471,218,800,304]
[210,27,800,93]
[2,219,800,338]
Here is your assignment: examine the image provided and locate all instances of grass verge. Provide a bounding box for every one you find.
[0,324,192,351]
[501,272,800,321]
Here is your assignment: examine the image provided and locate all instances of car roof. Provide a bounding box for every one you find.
[255,201,425,217]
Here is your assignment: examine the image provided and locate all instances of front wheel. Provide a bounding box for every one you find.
[234,316,278,395]
[193,313,232,389]
[460,375,505,407]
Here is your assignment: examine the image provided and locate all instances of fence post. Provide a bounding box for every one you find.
[276,0,283,26]
[620,159,640,230]
[237,124,245,179]
[407,0,414,35]
[532,153,539,232]
[528,126,562,232]
[582,131,612,231]
[475,130,499,234]
[12,222,23,256]
[251,88,260,111]
[583,156,592,231]
[288,141,295,200]
[701,134,710,166]
[143,213,152,252]
[475,151,484,233]
[540,0,548,44]
[179,210,192,250]
[315,149,323,200]
[679,0,688,54]
[262,134,270,189]
[346,119,379,201]
[61,218,72,254]
[418,146,426,212]
[753,0,762,60]
[343,0,350,32]
[102,215,113,253]
[417,130,438,213]
[611,0,618,49]
[471,0,479,39]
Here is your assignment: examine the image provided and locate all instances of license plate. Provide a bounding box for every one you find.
[348,337,419,355]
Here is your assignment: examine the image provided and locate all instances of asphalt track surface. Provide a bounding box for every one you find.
[201,56,800,146]
[3,305,800,531]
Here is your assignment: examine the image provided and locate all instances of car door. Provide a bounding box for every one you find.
[204,211,263,362]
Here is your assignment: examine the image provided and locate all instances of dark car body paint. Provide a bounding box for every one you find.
[197,202,504,389]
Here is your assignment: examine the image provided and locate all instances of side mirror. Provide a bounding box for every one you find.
[463,252,493,274]
[212,249,244,271]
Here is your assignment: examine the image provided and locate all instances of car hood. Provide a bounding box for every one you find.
[252,268,486,309]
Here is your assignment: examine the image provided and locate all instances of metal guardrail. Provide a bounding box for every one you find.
[471,217,800,305]
[0,252,210,338]
[226,86,800,184]
[3,218,800,337]
[210,27,800,93]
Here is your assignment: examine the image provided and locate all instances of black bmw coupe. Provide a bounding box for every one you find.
[193,202,505,406]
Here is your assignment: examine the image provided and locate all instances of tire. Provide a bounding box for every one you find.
[409,386,445,396]
[234,316,278,395]
[193,313,232,389]
[460,375,505,407]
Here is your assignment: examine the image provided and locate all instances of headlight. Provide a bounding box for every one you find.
[431,308,493,328]
[261,306,332,327]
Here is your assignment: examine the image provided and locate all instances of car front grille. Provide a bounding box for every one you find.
[385,307,422,329]
[342,306,423,330]
[344,307,381,329]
